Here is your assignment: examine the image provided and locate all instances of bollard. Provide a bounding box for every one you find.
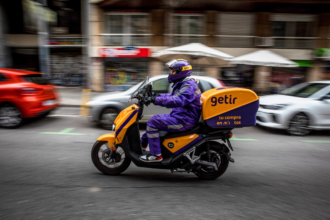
[80,89,91,116]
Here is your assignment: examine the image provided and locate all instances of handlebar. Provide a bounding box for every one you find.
[131,82,154,120]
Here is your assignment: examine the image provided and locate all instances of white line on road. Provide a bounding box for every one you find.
[314,148,327,152]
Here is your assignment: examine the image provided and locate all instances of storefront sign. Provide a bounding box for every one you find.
[100,48,150,57]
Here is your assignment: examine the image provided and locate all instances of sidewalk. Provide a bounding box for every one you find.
[56,87,104,107]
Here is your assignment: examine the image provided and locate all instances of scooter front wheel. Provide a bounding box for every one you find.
[91,141,131,175]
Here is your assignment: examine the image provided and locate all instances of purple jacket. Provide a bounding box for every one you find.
[154,78,202,128]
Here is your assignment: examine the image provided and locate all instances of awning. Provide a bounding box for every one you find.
[230,50,298,67]
[152,43,233,66]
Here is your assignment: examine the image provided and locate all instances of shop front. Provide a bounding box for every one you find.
[48,37,86,86]
[99,47,151,91]
[269,60,311,94]
[221,65,255,89]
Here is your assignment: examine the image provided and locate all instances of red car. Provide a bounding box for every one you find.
[0,69,59,128]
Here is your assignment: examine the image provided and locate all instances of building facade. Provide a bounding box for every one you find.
[88,0,330,93]
[1,0,87,86]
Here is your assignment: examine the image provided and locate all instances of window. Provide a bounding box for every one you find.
[271,14,316,49]
[104,13,150,46]
[0,73,7,82]
[281,83,328,98]
[199,80,213,92]
[217,13,255,47]
[272,21,314,37]
[169,14,205,46]
[23,74,50,85]
[152,78,169,94]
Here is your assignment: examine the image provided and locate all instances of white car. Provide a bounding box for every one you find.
[257,81,330,135]
[87,75,223,129]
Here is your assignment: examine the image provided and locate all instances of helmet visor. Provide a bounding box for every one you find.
[165,59,178,68]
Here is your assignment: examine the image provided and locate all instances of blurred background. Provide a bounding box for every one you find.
[0,0,330,94]
[1,1,330,219]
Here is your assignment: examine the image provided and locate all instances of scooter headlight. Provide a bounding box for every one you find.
[112,124,116,131]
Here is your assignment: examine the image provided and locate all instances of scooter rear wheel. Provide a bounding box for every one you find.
[91,141,131,175]
[194,143,229,180]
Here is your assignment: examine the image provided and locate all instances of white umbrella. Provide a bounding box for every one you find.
[230,50,298,67]
[152,43,233,66]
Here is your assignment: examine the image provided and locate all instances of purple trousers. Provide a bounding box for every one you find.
[141,114,194,155]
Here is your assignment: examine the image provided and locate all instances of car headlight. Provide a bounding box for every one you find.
[260,104,290,110]
[112,124,116,131]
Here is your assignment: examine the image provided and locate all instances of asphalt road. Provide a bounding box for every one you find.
[0,109,330,219]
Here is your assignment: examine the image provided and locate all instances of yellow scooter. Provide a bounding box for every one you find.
[91,77,259,180]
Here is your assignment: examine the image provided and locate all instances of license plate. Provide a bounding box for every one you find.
[43,100,56,106]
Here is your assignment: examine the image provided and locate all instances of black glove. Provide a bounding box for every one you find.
[144,95,156,106]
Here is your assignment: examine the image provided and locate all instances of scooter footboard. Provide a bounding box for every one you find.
[97,133,116,150]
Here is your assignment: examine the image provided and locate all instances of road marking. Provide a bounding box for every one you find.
[40,128,85,135]
[314,148,327,151]
[230,135,257,141]
[302,140,330,143]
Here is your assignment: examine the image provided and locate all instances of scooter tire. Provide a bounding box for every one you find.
[194,143,229,180]
[91,141,131,175]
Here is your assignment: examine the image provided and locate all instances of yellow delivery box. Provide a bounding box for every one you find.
[201,87,259,128]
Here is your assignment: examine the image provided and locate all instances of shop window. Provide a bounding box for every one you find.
[104,13,151,46]
[152,78,169,93]
[104,58,148,91]
[168,14,205,46]
[221,65,254,89]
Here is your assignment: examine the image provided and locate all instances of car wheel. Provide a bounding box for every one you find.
[99,108,119,130]
[0,103,24,128]
[287,113,311,136]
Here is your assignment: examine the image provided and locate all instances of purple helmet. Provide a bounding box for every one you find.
[165,59,192,83]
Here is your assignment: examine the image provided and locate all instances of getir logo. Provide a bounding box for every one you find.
[211,95,237,106]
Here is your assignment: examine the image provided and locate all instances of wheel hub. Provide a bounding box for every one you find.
[102,149,116,165]
[289,114,310,136]
[200,150,221,173]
